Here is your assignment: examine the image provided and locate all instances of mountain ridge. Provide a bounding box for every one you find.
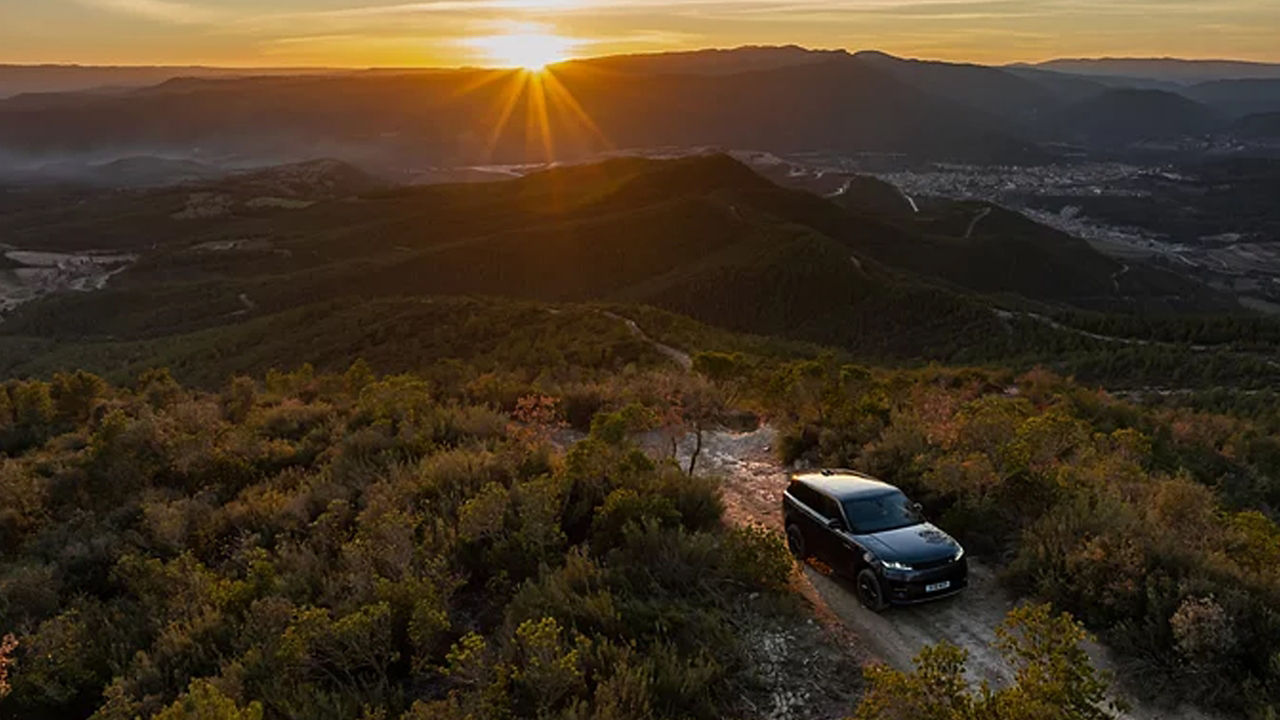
[4,46,1277,174]
[0,155,1239,381]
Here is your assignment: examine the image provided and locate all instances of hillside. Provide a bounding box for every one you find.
[2,307,1280,719]
[0,360,860,720]
[1026,57,1280,84]
[0,154,1267,395]
[1182,78,1280,118]
[1054,89,1221,146]
[1236,112,1280,138]
[851,51,1103,132]
[0,155,977,354]
[0,155,1228,327]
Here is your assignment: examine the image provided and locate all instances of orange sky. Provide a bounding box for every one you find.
[3,0,1280,67]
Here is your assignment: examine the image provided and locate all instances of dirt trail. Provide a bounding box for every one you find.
[665,425,1220,720]
[601,311,693,370]
[964,206,992,239]
[680,426,1015,687]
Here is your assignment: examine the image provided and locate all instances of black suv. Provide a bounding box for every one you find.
[782,470,967,610]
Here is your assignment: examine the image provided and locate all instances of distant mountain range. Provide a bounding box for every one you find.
[0,65,359,99]
[1020,58,1280,85]
[2,47,1279,176]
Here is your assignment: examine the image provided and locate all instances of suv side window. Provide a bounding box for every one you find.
[819,496,845,527]
[790,482,843,524]
[789,482,820,514]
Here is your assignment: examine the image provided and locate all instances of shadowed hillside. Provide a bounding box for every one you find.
[1,155,1266,394]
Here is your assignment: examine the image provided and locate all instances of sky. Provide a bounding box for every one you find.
[2,0,1279,68]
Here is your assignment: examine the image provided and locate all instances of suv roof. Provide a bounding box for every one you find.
[791,470,898,500]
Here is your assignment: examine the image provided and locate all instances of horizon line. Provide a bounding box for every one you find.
[3,45,1280,72]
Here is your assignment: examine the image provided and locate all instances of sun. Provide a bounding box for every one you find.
[471,32,575,71]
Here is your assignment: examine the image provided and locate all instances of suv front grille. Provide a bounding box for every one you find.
[911,557,955,571]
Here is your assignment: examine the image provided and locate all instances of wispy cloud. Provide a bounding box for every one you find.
[77,0,220,24]
[16,0,1280,66]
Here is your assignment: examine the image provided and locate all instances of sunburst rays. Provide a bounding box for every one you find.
[472,65,613,164]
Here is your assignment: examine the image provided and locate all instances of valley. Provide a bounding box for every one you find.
[739,152,1280,313]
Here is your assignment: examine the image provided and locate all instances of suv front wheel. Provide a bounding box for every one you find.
[856,568,888,611]
[786,524,807,560]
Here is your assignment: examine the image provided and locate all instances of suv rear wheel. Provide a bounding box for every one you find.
[785,524,807,560]
[856,569,888,611]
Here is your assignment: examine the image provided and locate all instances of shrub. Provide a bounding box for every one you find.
[1170,596,1237,667]
[655,468,723,533]
[221,377,257,424]
[137,368,184,410]
[591,488,680,551]
[722,524,793,592]
[853,604,1120,720]
[257,400,334,442]
[51,371,107,425]
[152,680,263,720]
[0,633,16,700]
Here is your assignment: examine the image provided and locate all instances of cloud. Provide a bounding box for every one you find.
[77,0,220,24]
[39,0,1280,65]
[255,0,586,22]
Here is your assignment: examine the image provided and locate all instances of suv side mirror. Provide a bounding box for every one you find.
[913,502,924,513]
[826,518,844,531]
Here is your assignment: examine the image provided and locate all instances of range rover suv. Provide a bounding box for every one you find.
[782,470,967,610]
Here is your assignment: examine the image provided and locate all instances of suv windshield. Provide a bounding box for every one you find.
[842,491,923,534]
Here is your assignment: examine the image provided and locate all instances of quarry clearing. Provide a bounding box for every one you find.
[0,249,134,315]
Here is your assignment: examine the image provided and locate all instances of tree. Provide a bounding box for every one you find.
[51,371,107,425]
[344,359,375,396]
[137,368,183,410]
[654,374,723,476]
[692,351,750,406]
[151,680,263,720]
[221,377,257,423]
[7,380,55,446]
[853,604,1121,720]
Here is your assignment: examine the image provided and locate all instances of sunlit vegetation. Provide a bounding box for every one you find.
[853,604,1121,720]
[0,365,800,719]
[6,325,1280,717]
[740,356,1280,714]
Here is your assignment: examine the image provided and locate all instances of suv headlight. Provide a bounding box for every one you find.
[880,560,913,571]
[953,547,965,562]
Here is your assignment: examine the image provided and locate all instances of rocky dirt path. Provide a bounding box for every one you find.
[601,311,693,370]
[666,424,1221,720]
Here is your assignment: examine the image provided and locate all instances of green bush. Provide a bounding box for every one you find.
[853,604,1121,720]
[0,370,797,720]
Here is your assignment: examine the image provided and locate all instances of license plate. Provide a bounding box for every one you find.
[925,581,951,593]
